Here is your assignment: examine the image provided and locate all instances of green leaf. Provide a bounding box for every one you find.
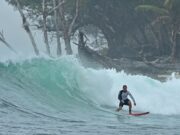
[135,5,169,15]
[163,0,173,9]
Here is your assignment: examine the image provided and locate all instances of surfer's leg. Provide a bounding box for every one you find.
[128,101,132,114]
[116,102,123,111]
[116,106,122,112]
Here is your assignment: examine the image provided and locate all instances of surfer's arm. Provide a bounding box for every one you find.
[118,91,121,101]
[118,91,124,103]
[128,92,136,104]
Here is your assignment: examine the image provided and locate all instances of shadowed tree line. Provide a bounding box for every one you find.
[4,0,180,62]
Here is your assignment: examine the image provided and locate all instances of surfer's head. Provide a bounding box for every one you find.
[123,85,127,91]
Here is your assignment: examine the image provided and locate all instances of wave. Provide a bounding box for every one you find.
[0,56,180,116]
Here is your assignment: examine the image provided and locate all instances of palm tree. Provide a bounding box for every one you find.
[136,0,180,61]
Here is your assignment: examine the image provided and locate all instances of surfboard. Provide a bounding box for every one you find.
[129,111,149,116]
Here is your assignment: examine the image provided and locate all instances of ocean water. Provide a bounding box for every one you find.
[0,56,180,135]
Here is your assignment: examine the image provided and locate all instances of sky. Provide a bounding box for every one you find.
[0,0,44,59]
[0,0,77,61]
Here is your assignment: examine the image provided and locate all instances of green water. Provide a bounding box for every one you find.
[0,56,180,135]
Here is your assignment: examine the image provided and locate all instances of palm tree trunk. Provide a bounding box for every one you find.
[15,0,39,55]
[175,33,180,58]
[42,0,51,56]
[64,35,72,54]
[53,0,62,56]
[0,32,17,53]
[171,27,179,61]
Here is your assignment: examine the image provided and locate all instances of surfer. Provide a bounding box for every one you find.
[116,85,136,114]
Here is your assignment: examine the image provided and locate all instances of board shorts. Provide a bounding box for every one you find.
[119,99,130,107]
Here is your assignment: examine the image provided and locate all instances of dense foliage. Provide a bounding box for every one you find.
[6,0,180,61]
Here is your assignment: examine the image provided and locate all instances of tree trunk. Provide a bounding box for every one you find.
[15,0,39,55]
[58,0,79,55]
[64,34,72,54]
[171,26,179,61]
[171,31,180,61]
[171,41,176,61]
[0,31,17,53]
[42,0,51,56]
[58,0,69,54]
[53,0,61,56]
[28,31,39,55]
[175,33,180,59]
[67,0,79,36]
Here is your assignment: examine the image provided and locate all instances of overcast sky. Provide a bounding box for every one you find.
[0,1,35,58]
[0,0,55,61]
[0,0,79,61]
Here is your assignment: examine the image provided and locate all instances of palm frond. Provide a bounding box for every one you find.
[163,0,173,10]
[135,5,169,15]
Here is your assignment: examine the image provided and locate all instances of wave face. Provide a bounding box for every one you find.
[0,56,180,117]
[1,56,180,135]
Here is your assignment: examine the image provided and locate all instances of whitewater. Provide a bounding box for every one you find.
[0,56,179,135]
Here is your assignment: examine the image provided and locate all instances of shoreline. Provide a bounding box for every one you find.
[78,47,180,82]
